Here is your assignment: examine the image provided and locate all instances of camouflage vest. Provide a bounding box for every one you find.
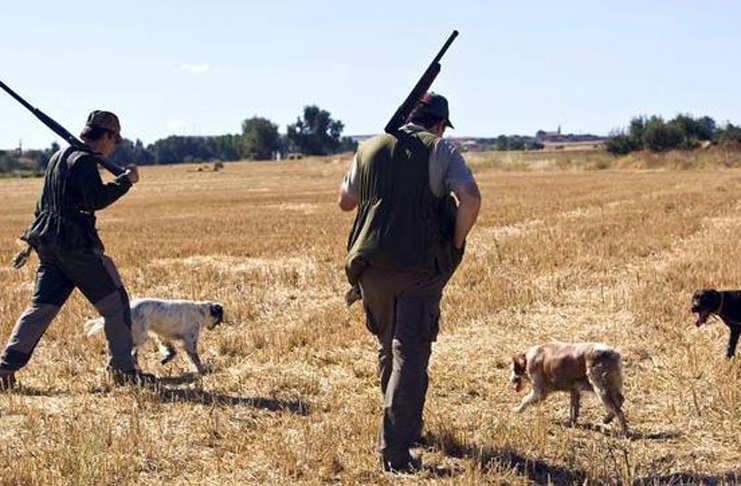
[345,128,457,284]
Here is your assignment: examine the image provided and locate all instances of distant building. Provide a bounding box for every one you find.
[535,126,564,143]
[536,126,604,144]
[457,139,487,152]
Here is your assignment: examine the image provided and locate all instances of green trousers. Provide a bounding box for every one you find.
[0,246,136,372]
[359,266,444,466]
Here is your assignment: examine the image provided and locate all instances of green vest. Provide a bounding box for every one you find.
[23,148,103,251]
[345,128,457,284]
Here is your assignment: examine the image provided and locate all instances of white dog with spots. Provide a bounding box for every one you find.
[85,298,224,374]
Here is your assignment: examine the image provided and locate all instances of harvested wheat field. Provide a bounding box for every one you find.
[2,151,741,484]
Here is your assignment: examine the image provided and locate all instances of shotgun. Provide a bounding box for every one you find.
[344,31,460,306]
[0,78,127,268]
[0,79,125,176]
[384,30,459,134]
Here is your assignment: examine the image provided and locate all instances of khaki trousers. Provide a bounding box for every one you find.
[359,266,444,465]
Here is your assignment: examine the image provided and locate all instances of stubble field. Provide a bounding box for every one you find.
[1,150,741,484]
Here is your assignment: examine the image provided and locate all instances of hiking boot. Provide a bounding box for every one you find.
[108,368,159,389]
[411,420,427,447]
[0,369,16,390]
[382,450,422,474]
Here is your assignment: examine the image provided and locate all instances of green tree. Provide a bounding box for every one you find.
[718,123,741,144]
[338,136,358,153]
[241,117,282,160]
[508,136,526,151]
[697,116,717,140]
[605,130,637,155]
[644,116,683,152]
[286,105,346,156]
[670,114,716,143]
[110,139,155,165]
[628,116,646,149]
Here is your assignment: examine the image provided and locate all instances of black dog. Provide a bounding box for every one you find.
[691,289,741,359]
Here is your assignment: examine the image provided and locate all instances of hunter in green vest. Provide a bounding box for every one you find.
[345,128,459,284]
[339,93,481,473]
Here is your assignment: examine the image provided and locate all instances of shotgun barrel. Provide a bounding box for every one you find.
[384,30,459,134]
[0,78,126,176]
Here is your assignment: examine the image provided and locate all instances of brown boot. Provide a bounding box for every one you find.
[0,369,16,390]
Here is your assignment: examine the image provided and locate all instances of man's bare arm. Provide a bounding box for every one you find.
[453,181,481,249]
[337,185,358,212]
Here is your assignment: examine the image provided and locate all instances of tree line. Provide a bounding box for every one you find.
[5,110,741,174]
[115,105,357,165]
[606,114,741,155]
[1,105,357,173]
[493,135,544,151]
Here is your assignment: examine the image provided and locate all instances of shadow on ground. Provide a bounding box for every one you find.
[87,372,310,415]
[157,386,310,415]
[10,385,64,397]
[158,372,201,386]
[575,422,682,441]
[427,431,739,484]
[426,431,587,483]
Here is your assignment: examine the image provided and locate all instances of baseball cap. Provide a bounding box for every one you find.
[81,110,122,142]
[417,92,454,128]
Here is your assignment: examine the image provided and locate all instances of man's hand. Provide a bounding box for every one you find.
[124,164,140,184]
[338,188,358,212]
[454,181,481,249]
[338,156,359,211]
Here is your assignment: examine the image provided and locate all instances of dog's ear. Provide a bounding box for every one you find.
[700,289,721,309]
[209,303,224,322]
[512,353,527,374]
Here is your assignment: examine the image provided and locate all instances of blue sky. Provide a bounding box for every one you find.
[1,0,739,148]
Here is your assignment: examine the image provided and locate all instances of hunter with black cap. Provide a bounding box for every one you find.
[338,92,481,473]
[0,110,156,389]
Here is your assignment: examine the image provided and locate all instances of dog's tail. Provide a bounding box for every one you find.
[84,318,105,337]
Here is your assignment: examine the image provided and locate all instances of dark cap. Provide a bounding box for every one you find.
[81,110,122,142]
[416,92,454,128]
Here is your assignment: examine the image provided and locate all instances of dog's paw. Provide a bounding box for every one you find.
[512,406,523,413]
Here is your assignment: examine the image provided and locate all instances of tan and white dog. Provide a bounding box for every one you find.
[509,342,628,436]
[85,298,224,374]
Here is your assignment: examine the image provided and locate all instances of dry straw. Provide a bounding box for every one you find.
[1,150,741,484]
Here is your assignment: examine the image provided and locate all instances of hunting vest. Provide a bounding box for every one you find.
[345,128,458,284]
[22,147,104,251]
